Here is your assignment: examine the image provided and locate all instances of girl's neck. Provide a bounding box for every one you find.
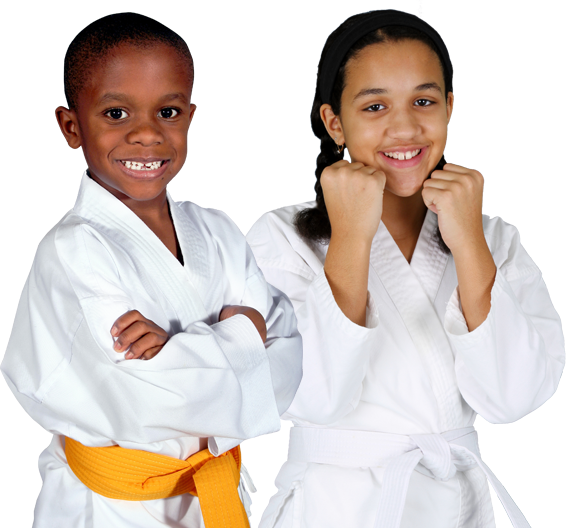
[381,188,428,263]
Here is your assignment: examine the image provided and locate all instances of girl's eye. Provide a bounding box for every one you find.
[159,108,179,119]
[415,99,433,107]
[105,108,128,120]
[365,103,385,112]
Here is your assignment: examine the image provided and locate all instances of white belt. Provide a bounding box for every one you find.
[288,426,530,528]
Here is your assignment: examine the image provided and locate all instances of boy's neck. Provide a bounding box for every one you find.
[86,169,171,224]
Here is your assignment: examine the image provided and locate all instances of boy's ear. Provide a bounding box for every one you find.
[55,106,82,149]
[187,103,197,127]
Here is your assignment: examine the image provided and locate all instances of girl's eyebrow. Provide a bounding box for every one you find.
[353,82,441,102]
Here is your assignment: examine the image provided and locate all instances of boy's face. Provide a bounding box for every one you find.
[58,43,195,203]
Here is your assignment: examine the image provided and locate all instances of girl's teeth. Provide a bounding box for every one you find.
[122,161,163,170]
[384,149,421,160]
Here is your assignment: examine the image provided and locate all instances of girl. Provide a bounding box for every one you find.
[246,9,564,528]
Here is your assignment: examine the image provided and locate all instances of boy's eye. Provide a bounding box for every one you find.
[415,99,433,107]
[105,108,129,120]
[159,108,179,119]
[365,103,385,112]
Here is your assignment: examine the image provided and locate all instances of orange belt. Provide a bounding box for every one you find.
[65,437,249,528]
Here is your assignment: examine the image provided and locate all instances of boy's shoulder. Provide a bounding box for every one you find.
[175,200,243,238]
[32,203,131,300]
[35,209,101,266]
[173,200,249,260]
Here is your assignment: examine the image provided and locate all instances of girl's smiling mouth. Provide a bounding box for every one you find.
[378,146,427,168]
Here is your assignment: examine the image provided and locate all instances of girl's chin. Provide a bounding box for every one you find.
[385,187,424,198]
[383,175,428,198]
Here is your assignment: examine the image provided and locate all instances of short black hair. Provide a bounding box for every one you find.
[64,12,194,110]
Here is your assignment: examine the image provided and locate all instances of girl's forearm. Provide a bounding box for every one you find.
[452,239,496,331]
[324,233,372,327]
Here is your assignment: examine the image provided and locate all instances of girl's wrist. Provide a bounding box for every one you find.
[329,229,374,251]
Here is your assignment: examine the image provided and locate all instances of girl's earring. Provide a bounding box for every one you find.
[334,138,345,154]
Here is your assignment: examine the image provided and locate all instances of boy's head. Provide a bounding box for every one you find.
[57,13,196,205]
[64,13,194,111]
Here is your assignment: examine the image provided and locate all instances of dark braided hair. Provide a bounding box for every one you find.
[295,19,451,252]
[64,12,193,110]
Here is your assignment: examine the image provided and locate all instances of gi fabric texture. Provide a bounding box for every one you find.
[246,202,564,528]
[1,173,303,528]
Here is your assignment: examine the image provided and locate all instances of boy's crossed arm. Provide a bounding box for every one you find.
[112,306,267,360]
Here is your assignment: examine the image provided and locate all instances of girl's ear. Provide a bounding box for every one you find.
[446,92,454,124]
[55,106,82,149]
[320,104,345,145]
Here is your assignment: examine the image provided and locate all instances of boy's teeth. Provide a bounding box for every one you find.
[383,149,421,160]
[122,160,163,170]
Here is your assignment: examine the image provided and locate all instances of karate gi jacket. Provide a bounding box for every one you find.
[246,202,564,528]
[1,173,303,528]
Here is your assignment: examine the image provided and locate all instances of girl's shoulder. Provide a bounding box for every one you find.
[480,213,523,254]
[247,201,315,247]
[481,214,539,276]
[246,201,323,276]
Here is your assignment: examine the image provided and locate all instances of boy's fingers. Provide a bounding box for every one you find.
[125,332,167,359]
[114,320,153,352]
[111,310,145,336]
[219,305,238,321]
[139,345,165,361]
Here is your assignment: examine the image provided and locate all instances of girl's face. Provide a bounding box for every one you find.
[327,39,453,198]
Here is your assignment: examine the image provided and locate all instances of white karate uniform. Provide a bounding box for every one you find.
[1,173,303,528]
[246,202,564,528]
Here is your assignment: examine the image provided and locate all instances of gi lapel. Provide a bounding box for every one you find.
[369,211,462,431]
[74,173,210,324]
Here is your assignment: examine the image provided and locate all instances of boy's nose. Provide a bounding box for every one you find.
[125,121,164,146]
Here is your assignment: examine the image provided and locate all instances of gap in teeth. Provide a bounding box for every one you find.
[122,160,164,170]
[384,149,421,160]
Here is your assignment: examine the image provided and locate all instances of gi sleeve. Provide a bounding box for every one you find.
[1,218,300,455]
[247,210,379,426]
[204,208,303,452]
[444,218,565,423]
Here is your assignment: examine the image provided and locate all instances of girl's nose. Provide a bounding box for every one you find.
[385,107,421,140]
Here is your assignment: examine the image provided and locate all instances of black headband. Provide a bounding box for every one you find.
[319,9,453,104]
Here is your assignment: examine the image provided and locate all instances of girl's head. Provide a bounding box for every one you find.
[296,10,454,242]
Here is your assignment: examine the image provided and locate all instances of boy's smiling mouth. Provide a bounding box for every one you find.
[116,158,170,180]
[119,159,167,171]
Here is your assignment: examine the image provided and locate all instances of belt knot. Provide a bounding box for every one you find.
[410,434,477,481]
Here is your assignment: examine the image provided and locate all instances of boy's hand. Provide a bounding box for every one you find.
[111,310,169,360]
[219,305,267,343]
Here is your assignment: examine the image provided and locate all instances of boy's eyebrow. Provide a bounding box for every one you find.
[353,83,442,101]
[96,92,190,105]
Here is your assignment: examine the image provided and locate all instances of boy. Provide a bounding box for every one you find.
[1,12,302,528]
